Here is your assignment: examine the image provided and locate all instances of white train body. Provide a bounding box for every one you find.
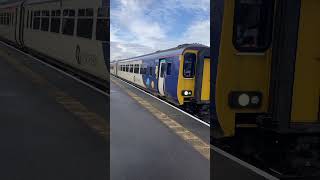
[0,0,109,84]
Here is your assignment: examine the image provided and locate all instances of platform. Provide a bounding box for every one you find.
[0,42,109,180]
[110,76,210,180]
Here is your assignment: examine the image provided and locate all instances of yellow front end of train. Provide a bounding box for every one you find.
[212,0,320,138]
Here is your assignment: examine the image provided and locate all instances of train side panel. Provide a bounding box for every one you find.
[23,0,108,81]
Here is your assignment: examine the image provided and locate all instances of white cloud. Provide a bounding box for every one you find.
[181,19,210,46]
[110,0,210,61]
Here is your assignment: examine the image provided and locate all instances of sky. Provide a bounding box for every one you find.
[110,0,210,61]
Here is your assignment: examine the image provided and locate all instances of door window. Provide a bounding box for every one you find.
[160,63,167,78]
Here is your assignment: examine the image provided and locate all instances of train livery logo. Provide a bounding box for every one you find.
[146,78,150,87]
[75,45,81,65]
[75,45,97,66]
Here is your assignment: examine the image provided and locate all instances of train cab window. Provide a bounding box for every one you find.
[51,10,61,33]
[183,53,196,78]
[77,8,93,39]
[167,63,172,75]
[41,10,49,31]
[233,0,274,52]
[33,11,40,30]
[62,9,75,35]
[96,7,108,41]
[134,64,139,74]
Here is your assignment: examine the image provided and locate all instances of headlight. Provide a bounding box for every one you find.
[182,90,192,96]
[229,91,262,108]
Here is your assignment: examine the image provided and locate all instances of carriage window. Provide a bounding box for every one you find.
[134,64,139,74]
[51,10,61,33]
[183,53,196,78]
[96,7,108,41]
[62,9,75,35]
[129,64,133,73]
[33,11,40,30]
[77,8,93,39]
[126,65,129,72]
[167,63,172,75]
[41,10,49,31]
[233,0,274,52]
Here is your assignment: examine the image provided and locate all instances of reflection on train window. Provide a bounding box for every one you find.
[62,9,75,35]
[134,64,139,73]
[233,0,274,52]
[183,53,196,78]
[167,63,172,75]
[33,11,40,30]
[51,10,61,33]
[77,8,93,39]
[41,10,49,31]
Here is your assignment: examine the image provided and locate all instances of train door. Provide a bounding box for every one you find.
[158,59,167,96]
[270,0,320,131]
[291,0,320,125]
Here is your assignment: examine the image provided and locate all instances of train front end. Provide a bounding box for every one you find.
[176,45,210,107]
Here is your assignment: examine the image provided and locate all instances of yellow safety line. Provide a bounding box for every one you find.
[0,50,109,139]
[111,77,210,160]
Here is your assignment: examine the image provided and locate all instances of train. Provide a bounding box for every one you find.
[0,0,109,86]
[110,44,210,107]
[211,0,320,177]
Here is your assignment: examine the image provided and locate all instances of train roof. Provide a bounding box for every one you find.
[114,43,209,63]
